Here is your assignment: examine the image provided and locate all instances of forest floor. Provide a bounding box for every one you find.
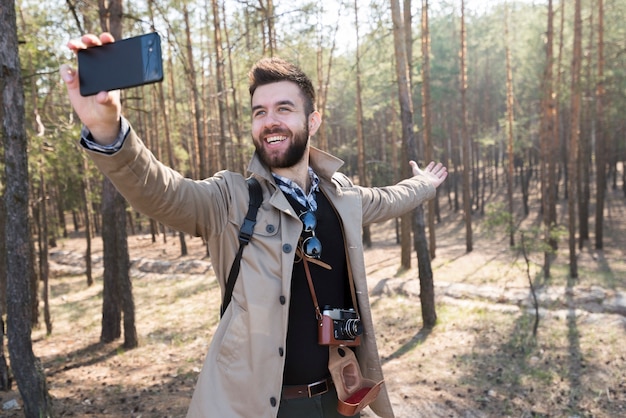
[2,186,626,417]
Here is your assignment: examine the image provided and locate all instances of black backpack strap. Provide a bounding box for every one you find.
[220,177,263,318]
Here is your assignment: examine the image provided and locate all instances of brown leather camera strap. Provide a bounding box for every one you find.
[298,248,360,322]
[301,253,323,321]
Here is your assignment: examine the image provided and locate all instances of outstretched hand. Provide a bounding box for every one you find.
[59,32,121,145]
[409,161,448,189]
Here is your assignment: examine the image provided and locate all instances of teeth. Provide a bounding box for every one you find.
[267,136,287,144]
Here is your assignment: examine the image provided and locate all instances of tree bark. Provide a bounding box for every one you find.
[183,4,207,179]
[0,186,10,391]
[211,0,229,168]
[315,4,340,153]
[98,0,137,348]
[38,161,52,335]
[1,0,53,413]
[540,0,556,276]
[460,0,473,252]
[568,0,583,279]
[391,0,437,327]
[594,0,606,250]
[421,0,437,260]
[354,0,371,248]
[505,6,516,247]
[80,158,94,286]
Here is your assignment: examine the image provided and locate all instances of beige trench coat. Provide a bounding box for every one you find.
[84,128,436,418]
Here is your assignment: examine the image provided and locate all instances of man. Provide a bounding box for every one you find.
[60,33,447,418]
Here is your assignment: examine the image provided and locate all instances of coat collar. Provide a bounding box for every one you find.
[246,146,345,184]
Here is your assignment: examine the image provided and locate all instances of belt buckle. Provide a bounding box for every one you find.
[307,379,329,397]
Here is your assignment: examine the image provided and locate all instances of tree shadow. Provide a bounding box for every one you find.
[381,326,432,364]
[40,366,195,417]
[451,280,587,416]
[44,341,121,377]
[565,277,582,413]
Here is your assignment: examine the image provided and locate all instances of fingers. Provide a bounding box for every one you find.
[67,32,115,54]
[59,64,78,89]
[409,160,448,188]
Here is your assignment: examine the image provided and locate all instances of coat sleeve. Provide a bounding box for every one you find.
[82,127,242,238]
[357,175,436,226]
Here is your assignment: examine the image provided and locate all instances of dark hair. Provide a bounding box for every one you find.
[248,57,316,116]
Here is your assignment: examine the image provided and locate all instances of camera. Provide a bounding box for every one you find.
[318,307,363,347]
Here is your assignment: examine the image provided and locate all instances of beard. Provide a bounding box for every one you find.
[254,124,310,169]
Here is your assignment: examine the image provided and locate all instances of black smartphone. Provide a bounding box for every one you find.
[78,32,164,96]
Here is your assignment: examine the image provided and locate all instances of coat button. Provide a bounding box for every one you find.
[282,244,292,253]
[279,347,284,356]
[266,224,275,233]
[270,397,277,407]
[279,295,286,305]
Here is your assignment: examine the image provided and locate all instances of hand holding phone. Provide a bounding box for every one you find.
[77,32,164,96]
[61,33,123,144]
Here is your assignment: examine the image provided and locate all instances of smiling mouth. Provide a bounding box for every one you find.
[266,135,288,144]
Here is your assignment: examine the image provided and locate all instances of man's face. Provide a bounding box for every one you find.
[251,81,310,169]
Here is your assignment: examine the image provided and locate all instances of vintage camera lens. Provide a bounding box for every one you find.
[342,318,363,339]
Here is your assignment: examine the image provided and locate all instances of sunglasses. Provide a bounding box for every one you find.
[299,211,322,258]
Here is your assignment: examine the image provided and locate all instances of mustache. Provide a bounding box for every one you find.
[260,127,291,138]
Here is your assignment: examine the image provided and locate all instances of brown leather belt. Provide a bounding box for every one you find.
[282,377,332,400]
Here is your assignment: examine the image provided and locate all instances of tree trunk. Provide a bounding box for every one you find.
[579,8,594,249]
[540,0,556,276]
[460,0,473,252]
[98,0,137,348]
[38,161,52,335]
[0,191,10,391]
[550,0,566,250]
[504,5,516,247]
[391,0,436,327]
[80,161,94,286]
[100,179,122,343]
[354,0,371,248]
[568,0,583,280]
[421,0,437,260]
[315,4,340,153]
[221,2,245,172]
[258,0,276,56]
[211,0,229,168]
[391,0,414,270]
[1,0,52,413]
[183,4,207,179]
[594,0,606,249]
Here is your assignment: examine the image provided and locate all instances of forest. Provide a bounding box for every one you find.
[0,0,625,416]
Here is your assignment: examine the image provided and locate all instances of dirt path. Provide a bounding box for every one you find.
[3,188,626,417]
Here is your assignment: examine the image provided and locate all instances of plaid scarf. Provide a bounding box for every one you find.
[272,167,320,211]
